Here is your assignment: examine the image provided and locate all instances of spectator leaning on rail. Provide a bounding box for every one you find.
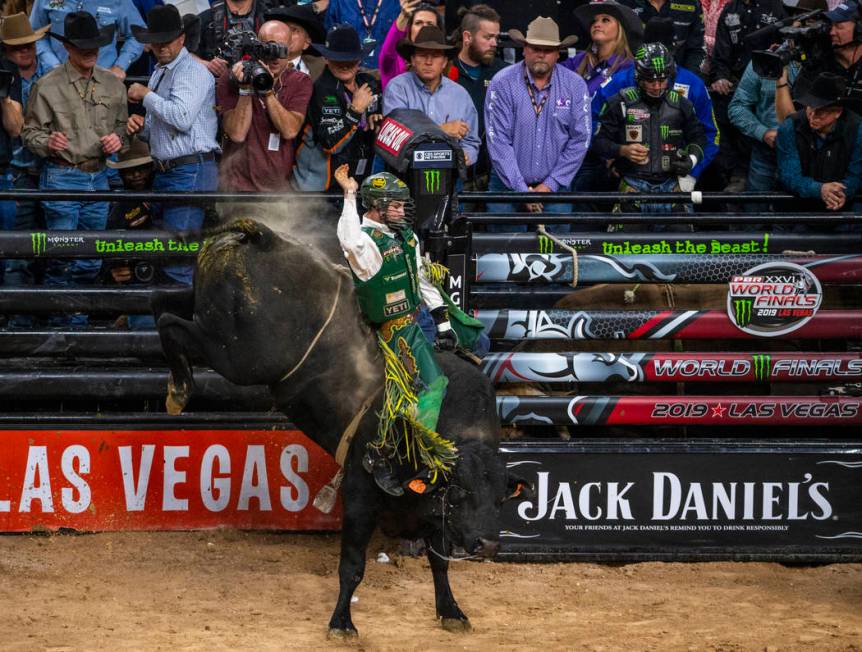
[293,24,381,192]
[4,13,48,264]
[29,0,144,78]
[446,4,505,191]
[217,20,312,192]
[379,0,442,90]
[260,5,327,80]
[594,17,719,185]
[619,0,707,73]
[126,5,219,286]
[21,11,127,326]
[593,42,706,215]
[383,26,480,167]
[0,16,28,290]
[484,17,591,224]
[325,0,402,70]
[776,72,862,212]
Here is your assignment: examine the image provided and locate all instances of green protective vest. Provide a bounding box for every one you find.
[353,226,422,325]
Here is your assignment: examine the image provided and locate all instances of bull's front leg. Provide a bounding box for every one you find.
[425,532,471,632]
[328,470,379,638]
[156,313,200,415]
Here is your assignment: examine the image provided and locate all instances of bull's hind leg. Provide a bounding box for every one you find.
[156,313,202,415]
[328,470,380,638]
[425,532,471,632]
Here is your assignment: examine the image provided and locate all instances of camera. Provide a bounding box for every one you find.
[750,9,831,79]
[216,31,289,92]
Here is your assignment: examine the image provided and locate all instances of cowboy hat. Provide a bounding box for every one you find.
[313,24,375,61]
[797,72,847,108]
[396,25,457,60]
[574,2,643,47]
[131,5,185,44]
[1,12,49,46]
[106,138,153,170]
[508,16,578,49]
[264,4,326,44]
[49,11,114,49]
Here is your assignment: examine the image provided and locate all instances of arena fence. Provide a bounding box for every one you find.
[0,190,859,561]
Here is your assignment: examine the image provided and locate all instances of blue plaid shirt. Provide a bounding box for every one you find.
[140,47,219,162]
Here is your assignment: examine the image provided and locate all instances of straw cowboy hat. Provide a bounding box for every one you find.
[396,25,458,60]
[0,12,49,46]
[49,11,114,49]
[508,16,578,49]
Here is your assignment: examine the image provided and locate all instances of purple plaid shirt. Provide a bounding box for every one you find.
[485,62,591,192]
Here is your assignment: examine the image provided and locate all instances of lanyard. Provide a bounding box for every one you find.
[523,69,549,119]
[354,0,384,37]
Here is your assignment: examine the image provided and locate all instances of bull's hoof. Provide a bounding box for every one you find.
[441,617,472,633]
[327,627,359,640]
[165,391,186,416]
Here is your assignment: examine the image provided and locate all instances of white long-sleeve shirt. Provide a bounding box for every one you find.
[336,191,445,312]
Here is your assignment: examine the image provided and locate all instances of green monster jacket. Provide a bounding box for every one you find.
[353,227,422,324]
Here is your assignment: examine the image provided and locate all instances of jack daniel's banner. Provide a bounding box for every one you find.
[499,441,862,558]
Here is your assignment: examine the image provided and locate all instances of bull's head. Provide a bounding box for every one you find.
[410,440,531,559]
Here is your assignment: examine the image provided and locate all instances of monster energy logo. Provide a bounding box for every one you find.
[660,125,670,139]
[538,234,554,254]
[733,298,753,327]
[652,56,665,73]
[752,354,772,381]
[424,169,441,192]
[31,232,46,255]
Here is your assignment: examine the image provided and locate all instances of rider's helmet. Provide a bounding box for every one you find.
[634,43,676,102]
[359,172,415,228]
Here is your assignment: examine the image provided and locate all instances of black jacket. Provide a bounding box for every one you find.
[594,86,707,182]
[711,0,786,82]
[294,68,381,191]
[619,0,707,73]
[791,108,862,184]
[195,0,274,61]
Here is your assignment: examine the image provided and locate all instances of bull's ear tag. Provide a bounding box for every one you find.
[407,478,428,494]
[511,482,526,498]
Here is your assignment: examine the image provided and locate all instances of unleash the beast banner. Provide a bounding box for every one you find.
[499,441,862,557]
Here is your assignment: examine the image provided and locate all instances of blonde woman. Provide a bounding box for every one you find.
[562,1,643,97]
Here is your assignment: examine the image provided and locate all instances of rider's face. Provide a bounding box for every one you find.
[385,201,405,220]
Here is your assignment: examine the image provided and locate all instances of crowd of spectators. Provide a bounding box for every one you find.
[0,0,860,325]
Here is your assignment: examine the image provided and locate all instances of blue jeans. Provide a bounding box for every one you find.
[746,144,777,193]
[153,158,218,285]
[0,171,16,285]
[40,164,109,286]
[486,169,573,233]
[621,176,693,216]
[5,170,42,291]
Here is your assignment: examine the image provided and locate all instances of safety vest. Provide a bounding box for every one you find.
[353,227,422,325]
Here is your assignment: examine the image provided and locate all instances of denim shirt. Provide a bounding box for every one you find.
[10,59,46,171]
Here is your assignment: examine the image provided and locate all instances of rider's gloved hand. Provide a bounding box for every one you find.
[431,306,458,351]
[669,149,696,176]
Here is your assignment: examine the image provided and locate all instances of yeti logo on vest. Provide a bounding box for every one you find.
[376,118,414,156]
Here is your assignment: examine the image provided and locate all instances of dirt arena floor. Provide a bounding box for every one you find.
[0,530,860,651]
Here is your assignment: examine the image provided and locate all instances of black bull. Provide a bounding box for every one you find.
[155,219,525,636]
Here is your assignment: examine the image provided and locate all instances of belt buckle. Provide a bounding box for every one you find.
[155,158,169,173]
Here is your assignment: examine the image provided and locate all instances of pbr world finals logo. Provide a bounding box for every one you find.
[727,262,822,337]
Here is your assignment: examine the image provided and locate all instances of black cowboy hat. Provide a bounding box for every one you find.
[574,1,644,48]
[797,72,847,108]
[49,11,114,49]
[182,13,201,53]
[313,24,375,61]
[131,5,185,44]
[264,4,326,44]
[396,25,457,61]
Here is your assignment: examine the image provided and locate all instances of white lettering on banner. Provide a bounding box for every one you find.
[20,446,53,513]
[163,446,190,511]
[119,444,155,511]
[580,482,602,520]
[200,445,231,512]
[238,445,272,511]
[280,444,309,512]
[61,445,91,514]
[520,472,635,521]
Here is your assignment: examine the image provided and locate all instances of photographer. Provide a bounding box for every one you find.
[218,20,312,192]
[776,72,862,212]
[194,0,274,77]
[775,0,862,120]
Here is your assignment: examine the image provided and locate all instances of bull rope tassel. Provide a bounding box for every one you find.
[376,336,458,475]
[536,224,578,288]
